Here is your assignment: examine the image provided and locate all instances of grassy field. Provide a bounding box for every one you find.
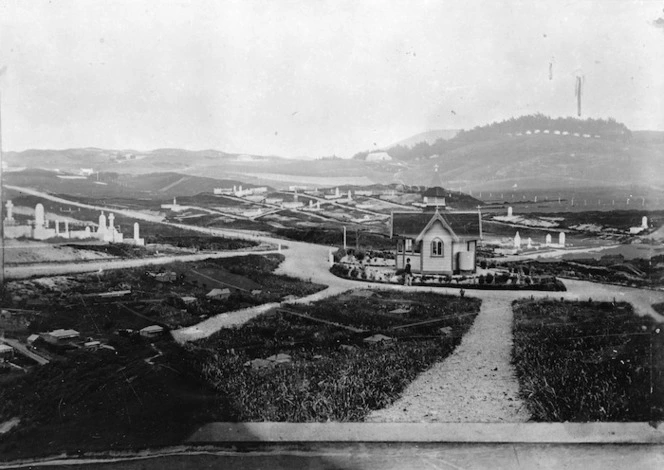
[190,290,481,421]
[512,299,664,421]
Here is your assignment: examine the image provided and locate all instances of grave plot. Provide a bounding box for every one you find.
[189,289,481,421]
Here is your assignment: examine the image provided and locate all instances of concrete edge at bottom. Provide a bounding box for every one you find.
[187,422,664,444]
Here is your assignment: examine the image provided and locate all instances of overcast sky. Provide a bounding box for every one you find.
[1,0,663,157]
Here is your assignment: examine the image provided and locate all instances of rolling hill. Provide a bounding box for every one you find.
[387,129,460,148]
[2,169,266,200]
[4,116,663,193]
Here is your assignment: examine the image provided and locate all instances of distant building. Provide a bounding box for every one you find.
[391,209,482,275]
[41,329,80,345]
[366,152,392,162]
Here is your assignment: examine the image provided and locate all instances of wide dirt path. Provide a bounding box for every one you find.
[367,297,529,423]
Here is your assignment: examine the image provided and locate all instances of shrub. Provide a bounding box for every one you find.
[333,248,347,263]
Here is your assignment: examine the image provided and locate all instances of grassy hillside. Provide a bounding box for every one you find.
[4,116,662,193]
[399,133,664,190]
[3,169,265,199]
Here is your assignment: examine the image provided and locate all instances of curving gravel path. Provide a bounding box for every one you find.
[367,298,529,423]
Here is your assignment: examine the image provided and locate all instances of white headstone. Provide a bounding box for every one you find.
[335,187,340,197]
[642,216,648,229]
[5,200,14,221]
[545,234,552,246]
[527,237,532,249]
[348,190,352,200]
[559,231,566,247]
[316,201,320,210]
[507,206,513,217]
[98,212,107,233]
[514,231,521,249]
[134,222,140,240]
[85,226,91,236]
[35,203,45,228]
[108,213,115,229]
[309,200,313,208]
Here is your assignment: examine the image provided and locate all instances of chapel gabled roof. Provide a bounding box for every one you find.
[391,210,481,240]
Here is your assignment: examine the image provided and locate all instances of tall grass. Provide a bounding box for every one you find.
[512,299,663,421]
[189,291,481,421]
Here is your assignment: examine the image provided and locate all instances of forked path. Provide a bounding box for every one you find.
[367,297,530,423]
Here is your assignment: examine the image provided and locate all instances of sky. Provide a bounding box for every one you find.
[1,0,663,158]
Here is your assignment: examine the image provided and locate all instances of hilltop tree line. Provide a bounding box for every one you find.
[353,114,632,161]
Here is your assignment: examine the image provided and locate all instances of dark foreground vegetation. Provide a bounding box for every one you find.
[188,290,481,421]
[513,299,664,421]
[0,341,228,460]
[0,289,478,460]
[0,254,325,460]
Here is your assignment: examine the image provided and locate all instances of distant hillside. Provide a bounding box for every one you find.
[3,169,264,200]
[2,148,281,176]
[397,131,664,191]
[388,129,460,149]
[5,115,662,194]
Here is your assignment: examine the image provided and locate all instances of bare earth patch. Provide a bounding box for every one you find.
[367,298,530,423]
[3,239,113,264]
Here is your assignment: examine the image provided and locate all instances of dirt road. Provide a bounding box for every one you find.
[5,249,279,280]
